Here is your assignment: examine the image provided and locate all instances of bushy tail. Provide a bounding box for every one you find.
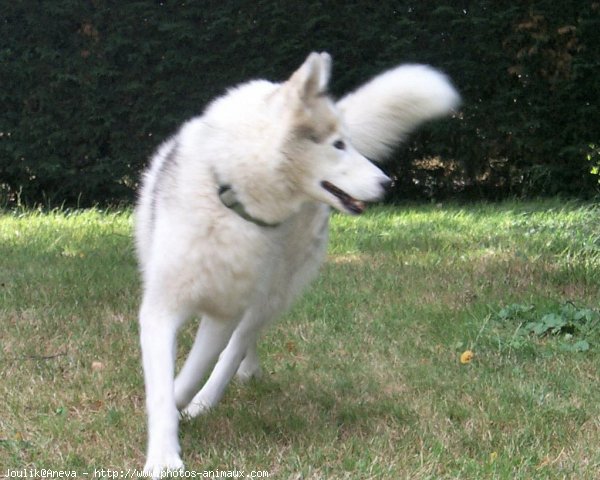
[337,65,460,161]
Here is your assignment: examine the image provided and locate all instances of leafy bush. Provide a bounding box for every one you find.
[1,1,598,206]
[588,144,600,184]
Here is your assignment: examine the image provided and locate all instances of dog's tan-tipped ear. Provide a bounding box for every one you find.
[317,52,332,91]
[289,51,332,101]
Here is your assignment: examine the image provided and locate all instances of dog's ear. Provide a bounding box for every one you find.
[289,52,332,101]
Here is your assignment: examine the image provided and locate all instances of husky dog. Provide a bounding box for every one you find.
[135,52,459,475]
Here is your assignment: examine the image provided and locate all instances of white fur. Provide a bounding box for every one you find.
[135,52,458,476]
[338,65,461,160]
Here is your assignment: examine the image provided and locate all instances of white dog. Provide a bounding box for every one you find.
[135,52,459,475]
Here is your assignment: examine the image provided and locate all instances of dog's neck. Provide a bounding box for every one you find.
[217,184,282,228]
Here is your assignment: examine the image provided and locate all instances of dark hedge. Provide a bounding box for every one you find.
[1,1,598,206]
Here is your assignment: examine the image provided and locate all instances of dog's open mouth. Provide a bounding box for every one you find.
[321,181,365,214]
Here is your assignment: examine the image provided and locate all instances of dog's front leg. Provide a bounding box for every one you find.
[175,316,237,411]
[183,310,263,417]
[140,299,185,477]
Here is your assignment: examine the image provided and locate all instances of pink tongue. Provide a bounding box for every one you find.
[354,201,365,213]
[347,199,365,214]
[320,181,365,214]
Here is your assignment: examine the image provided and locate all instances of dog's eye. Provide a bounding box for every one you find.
[333,140,346,150]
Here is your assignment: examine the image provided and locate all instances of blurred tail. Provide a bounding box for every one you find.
[337,65,460,161]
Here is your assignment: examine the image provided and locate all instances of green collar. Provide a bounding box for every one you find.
[218,185,281,228]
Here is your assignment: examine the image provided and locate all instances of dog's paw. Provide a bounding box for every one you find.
[180,398,212,419]
[235,364,263,383]
[235,354,263,383]
[143,452,184,479]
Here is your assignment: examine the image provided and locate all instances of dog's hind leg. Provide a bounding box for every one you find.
[235,341,262,383]
[139,297,187,477]
[182,309,264,418]
[174,316,237,411]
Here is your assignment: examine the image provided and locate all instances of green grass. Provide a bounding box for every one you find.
[1,200,599,479]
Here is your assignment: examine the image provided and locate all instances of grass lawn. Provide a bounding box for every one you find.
[1,200,599,479]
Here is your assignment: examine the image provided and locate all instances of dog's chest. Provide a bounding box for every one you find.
[260,204,330,305]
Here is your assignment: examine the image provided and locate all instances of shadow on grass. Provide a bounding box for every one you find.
[180,375,417,454]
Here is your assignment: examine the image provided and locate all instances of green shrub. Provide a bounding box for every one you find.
[1,1,598,206]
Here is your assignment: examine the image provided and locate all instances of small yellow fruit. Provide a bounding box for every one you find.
[91,361,105,371]
[460,350,474,364]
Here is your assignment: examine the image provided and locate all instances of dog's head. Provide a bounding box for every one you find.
[281,52,391,215]
[214,52,458,223]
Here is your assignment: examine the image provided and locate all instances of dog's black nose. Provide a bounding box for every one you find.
[380,178,393,192]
